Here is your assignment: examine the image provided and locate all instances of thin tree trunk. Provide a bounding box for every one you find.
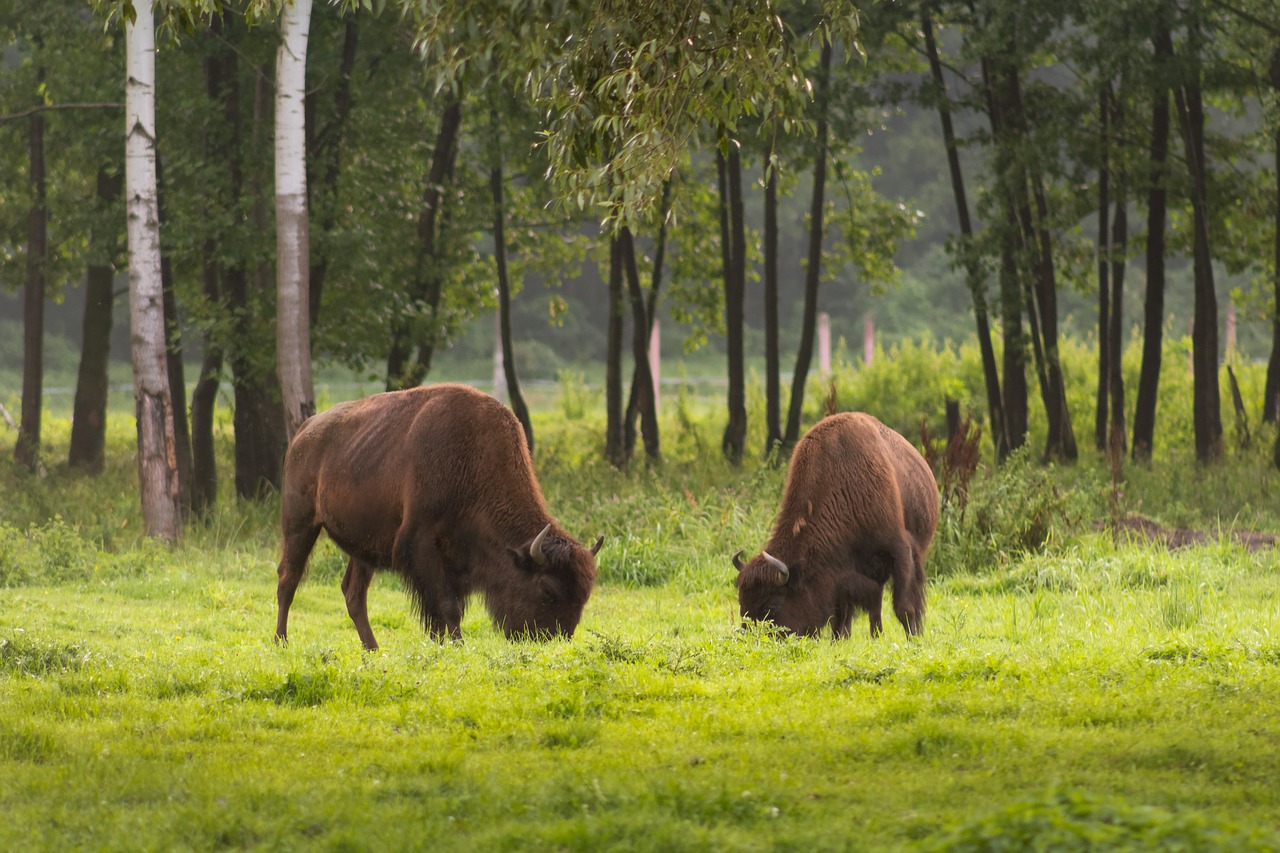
[154,153,193,515]
[387,93,461,390]
[1133,27,1172,461]
[783,40,833,453]
[1108,136,1128,451]
[922,7,1006,459]
[70,166,122,472]
[125,3,182,540]
[1165,19,1223,462]
[622,226,660,461]
[1263,47,1280,427]
[763,136,782,453]
[306,15,358,329]
[230,72,287,499]
[1095,87,1112,452]
[276,0,315,440]
[624,180,670,455]
[722,139,748,465]
[16,75,46,473]
[189,11,236,513]
[605,236,626,467]
[981,48,1028,453]
[489,102,533,452]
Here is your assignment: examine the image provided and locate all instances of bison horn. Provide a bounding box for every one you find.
[732,550,747,572]
[761,550,789,585]
[589,535,604,556]
[530,523,552,567]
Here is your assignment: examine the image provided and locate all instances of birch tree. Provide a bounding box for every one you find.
[276,0,315,440]
[125,0,181,541]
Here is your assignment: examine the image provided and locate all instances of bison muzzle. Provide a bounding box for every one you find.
[734,412,939,639]
[274,383,601,648]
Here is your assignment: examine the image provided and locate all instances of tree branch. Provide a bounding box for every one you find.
[0,103,124,123]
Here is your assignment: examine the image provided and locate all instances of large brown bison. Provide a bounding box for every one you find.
[734,412,939,639]
[274,383,601,648]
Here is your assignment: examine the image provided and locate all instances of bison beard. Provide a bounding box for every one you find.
[274,383,601,648]
[734,412,939,639]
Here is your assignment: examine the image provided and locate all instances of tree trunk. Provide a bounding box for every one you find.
[125,3,182,540]
[1166,21,1223,462]
[1095,87,1112,453]
[306,15,358,329]
[1263,48,1280,427]
[1133,29,1172,461]
[230,72,287,499]
[386,93,461,389]
[605,236,626,467]
[722,140,748,465]
[276,0,315,440]
[622,226,660,461]
[763,136,782,454]
[70,166,122,472]
[16,77,46,474]
[1108,156,1128,452]
[783,40,833,453]
[922,8,1006,459]
[189,10,237,514]
[624,180,670,455]
[154,153,193,515]
[489,104,533,452]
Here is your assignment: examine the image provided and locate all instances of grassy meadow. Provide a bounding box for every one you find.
[3,349,1280,851]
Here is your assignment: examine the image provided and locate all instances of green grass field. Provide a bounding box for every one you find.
[3,392,1280,850]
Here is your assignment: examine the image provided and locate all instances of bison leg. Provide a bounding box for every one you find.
[275,522,321,646]
[341,558,379,651]
[838,573,885,639]
[888,537,924,636]
[394,524,465,642]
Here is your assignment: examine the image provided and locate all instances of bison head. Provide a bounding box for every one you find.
[732,550,824,637]
[498,524,602,640]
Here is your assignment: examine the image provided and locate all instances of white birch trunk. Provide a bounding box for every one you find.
[276,0,315,440]
[125,2,181,541]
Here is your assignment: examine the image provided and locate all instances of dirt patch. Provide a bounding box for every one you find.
[1105,514,1277,552]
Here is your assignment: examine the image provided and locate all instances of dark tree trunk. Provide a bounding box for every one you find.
[783,40,833,453]
[722,141,748,465]
[306,15,359,329]
[230,73,287,498]
[1264,48,1280,428]
[1165,22,1223,462]
[488,104,533,453]
[387,93,461,390]
[922,8,1006,459]
[1095,87,1112,452]
[763,137,782,454]
[1133,28,1172,461]
[189,11,236,513]
[624,181,670,456]
[70,166,122,472]
[1108,167,1128,452]
[621,226,660,461]
[156,155,193,515]
[982,51,1028,454]
[16,84,46,473]
[605,236,626,467]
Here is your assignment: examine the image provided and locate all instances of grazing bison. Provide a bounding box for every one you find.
[275,383,601,648]
[734,412,939,639]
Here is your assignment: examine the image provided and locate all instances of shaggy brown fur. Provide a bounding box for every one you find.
[735,412,939,638]
[274,384,600,648]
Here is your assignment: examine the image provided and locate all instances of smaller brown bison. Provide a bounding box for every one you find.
[734,412,939,639]
[275,383,601,648]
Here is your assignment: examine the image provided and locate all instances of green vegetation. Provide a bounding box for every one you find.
[3,346,1280,851]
